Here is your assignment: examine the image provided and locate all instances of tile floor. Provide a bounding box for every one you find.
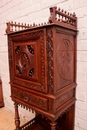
[0,107,26,130]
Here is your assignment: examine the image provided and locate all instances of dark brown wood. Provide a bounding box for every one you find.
[14,102,20,130]
[50,121,57,130]
[49,6,77,29]
[0,79,4,107]
[6,6,77,130]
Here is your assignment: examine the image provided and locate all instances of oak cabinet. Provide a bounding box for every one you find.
[6,6,77,130]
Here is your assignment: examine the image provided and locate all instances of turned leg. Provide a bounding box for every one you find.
[14,102,20,130]
[50,121,57,130]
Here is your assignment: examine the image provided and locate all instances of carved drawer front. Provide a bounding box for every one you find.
[11,85,48,111]
[8,29,47,93]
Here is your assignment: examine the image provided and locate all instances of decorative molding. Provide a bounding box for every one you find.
[46,28,54,94]
[8,36,14,81]
[12,78,44,92]
[8,36,13,68]
[10,31,43,42]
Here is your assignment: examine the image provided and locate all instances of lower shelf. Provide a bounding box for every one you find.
[20,118,48,130]
[19,105,75,130]
[20,117,61,130]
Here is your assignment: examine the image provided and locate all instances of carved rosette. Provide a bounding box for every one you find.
[46,28,54,94]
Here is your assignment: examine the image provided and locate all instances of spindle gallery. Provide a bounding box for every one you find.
[6,6,77,130]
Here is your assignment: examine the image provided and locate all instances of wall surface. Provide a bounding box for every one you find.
[0,0,87,129]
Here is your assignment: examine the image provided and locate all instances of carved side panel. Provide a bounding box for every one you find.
[56,39,74,82]
[46,28,54,94]
[54,29,75,90]
[8,29,47,93]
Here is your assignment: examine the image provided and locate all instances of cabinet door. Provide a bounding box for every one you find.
[8,29,48,93]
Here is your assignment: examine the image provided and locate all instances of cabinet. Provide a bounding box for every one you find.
[0,79,4,107]
[6,6,77,130]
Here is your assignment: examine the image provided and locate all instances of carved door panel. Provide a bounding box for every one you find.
[14,40,39,81]
[8,29,47,93]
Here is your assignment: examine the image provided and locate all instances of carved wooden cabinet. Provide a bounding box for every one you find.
[6,6,77,130]
[0,79,4,107]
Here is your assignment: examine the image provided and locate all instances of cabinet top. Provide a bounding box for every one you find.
[6,6,77,34]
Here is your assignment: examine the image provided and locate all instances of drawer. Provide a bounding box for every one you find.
[11,85,48,111]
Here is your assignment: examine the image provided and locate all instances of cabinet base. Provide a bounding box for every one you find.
[20,117,61,130]
[20,106,74,130]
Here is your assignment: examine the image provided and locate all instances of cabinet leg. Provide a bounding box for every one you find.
[50,121,57,130]
[14,102,20,130]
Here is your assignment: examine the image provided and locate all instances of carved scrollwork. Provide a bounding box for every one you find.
[47,28,54,94]
[13,78,43,92]
[8,36,14,81]
[10,31,42,42]
[8,36,13,68]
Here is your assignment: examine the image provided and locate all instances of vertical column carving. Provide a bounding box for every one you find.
[47,28,54,94]
[8,36,13,68]
[8,36,14,81]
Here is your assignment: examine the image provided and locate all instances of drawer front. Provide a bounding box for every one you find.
[11,85,48,111]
